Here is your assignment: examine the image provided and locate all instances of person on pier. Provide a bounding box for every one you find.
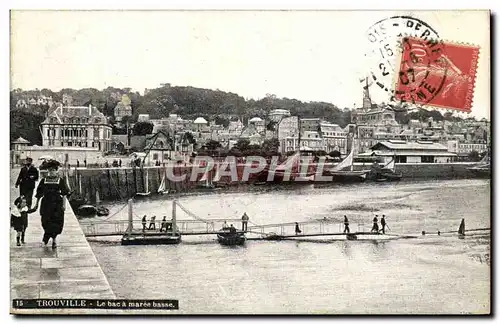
[222,221,229,230]
[11,196,37,246]
[241,212,249,232]
[295,222,302,235]
[142,215,147,231]
[160,216,166,232]
[15,157,39,209]
[149,216,157,230]
[380,215,387,234]
[343,215,350,233]
[229,224,236,233]
[33,159,71,249]
[371,215,379,233]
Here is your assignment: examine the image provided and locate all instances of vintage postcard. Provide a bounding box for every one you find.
[9,10,490,315]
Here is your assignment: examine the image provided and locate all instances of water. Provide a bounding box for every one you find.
[89,179,490,314]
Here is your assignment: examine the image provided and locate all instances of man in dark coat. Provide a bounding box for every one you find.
[343,215,350,233]
[15,157,39,208]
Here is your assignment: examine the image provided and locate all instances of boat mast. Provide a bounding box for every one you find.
[297,114,301,152]
[127,198,133,239]
[172,199,177,236]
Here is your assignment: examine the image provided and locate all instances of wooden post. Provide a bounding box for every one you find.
[172,200,177,236]
[107,169,112,199]
[78,172,82,195]
[125,170,130,198]
[127,198,133,239]
[133,166,138,194]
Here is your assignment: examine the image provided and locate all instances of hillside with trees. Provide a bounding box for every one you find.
[10,84,480,146]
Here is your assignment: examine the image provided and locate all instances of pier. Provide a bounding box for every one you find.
[10,169,116,314]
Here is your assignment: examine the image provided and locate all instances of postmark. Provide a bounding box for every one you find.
[394,37,479,112]
[363,16,441,104]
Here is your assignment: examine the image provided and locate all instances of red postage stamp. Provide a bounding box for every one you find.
[394,37,479,113]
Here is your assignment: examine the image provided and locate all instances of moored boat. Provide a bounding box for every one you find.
[323,136,369,183]
[466,152,490,178]
[217,228,246,246]
[76,205,98,218]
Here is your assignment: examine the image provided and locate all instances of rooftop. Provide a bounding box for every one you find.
[12,137,30,144]
[193,117,208,124]
[372,140,449,151]
[42,105,107,124]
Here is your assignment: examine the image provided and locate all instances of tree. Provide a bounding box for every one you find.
[329,150,341,158]
[261,138,279,153]
[132,122,154,136]
[266,121,277,131]
[234,138,250,152]
[205,140,222,151]
[468,150,481,162]
[214,116,230,128]
[183,132,196,145]
[10,110,45,145]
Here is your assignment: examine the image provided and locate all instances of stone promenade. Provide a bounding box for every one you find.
[10,169,116,314]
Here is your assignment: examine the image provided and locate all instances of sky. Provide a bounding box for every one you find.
[10,10,490,119]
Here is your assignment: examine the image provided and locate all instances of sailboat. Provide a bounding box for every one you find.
[135,168,151,198]
[157,168,169,195]
[324,137,368,182]
[467,151,490,178]
[197,169,217,190]
[370,156,403,182]
[261,151,316,183]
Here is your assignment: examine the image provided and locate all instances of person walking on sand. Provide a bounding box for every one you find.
[149,216,157,230]
[33,160,71,249]
[371,215,379,233]
[241,212,249,232]
[380,215,387,234]
[142,215,147,231]
[11,196,37,246]
[15,157,39,209]
[343,215,350,234]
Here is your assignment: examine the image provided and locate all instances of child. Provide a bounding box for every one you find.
[11,196,37,246]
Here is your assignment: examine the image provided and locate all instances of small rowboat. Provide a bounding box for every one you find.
[217,229,246,246]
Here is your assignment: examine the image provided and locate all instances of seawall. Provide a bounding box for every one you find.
[68,162,479,203]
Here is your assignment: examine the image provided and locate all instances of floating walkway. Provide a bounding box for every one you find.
[80,199,490,244]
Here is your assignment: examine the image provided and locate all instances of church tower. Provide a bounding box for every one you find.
[362,78,372,111]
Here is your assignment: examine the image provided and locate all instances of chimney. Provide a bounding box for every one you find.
[88,104,92,116]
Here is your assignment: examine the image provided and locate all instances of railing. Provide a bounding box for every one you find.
[81,218,243,237]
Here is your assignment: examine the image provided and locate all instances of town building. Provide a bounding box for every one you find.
[137,114,150,122]
[41,104,112,152]
[320,122,348,155]
[114,94,133,122]
[300,131,325,151]
[268,109,291,123]
[300,118,321,132]
[362,140,456,164]
[277,116,299,154]
[248,117,266,133]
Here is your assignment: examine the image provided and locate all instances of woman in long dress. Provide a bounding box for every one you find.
[33,159,70,249]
